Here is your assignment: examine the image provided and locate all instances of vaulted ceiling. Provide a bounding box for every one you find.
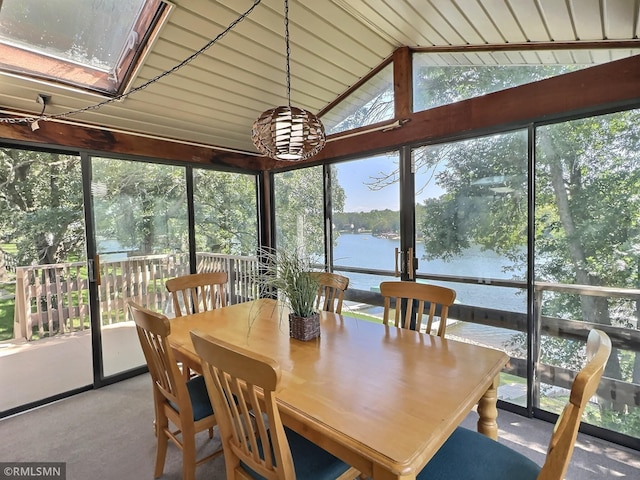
[1,0,639,156]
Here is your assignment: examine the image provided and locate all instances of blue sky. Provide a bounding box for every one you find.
[334,154,444,212]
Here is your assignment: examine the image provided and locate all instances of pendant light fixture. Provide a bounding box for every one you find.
[251,0,326,161]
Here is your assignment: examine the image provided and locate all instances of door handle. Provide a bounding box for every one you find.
[395,248,416,279]
[407,247,414,280]
[89,254,102,285]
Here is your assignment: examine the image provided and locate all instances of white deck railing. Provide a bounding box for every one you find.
[13,253,258,341]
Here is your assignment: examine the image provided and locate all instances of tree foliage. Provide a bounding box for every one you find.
[194,169,258,256]
[0,149,84,266]
[333,209,399,235]
[92,159,188,255]
[274,166,345,257]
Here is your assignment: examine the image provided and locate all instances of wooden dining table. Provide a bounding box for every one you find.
[168,298,509,480]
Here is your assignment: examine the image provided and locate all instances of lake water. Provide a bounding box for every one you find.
[333,233,526,313]
[333,233,525,349]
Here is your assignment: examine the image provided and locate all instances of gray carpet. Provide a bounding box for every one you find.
[1,373,638,479]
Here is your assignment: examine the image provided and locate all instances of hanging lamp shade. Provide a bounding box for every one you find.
[251,0,326,161]
[252,105,326,161]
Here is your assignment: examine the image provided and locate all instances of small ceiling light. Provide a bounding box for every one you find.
[251,0,325,161]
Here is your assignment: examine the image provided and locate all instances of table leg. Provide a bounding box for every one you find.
[477,374,500,440]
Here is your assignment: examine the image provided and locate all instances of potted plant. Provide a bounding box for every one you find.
[255,247,320,341]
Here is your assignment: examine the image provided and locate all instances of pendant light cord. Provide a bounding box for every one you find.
[284,0,292,108]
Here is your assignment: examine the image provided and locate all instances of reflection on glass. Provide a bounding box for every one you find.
[92,157,188,376]
[193,169,257,256]
[413,131,528,406]
[413,131,528,310]
[535,109,640,439]
[0,149,91,410]
[274,166,325,258]
[322,64,394,135]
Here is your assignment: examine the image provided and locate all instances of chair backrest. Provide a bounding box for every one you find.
[127,300,194,419]
[166,271,228,317]
[190,329,295,480]
[538,329,611,480]
[379,281,456,336]
[311,271,349,314]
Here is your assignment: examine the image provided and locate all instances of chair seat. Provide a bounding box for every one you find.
[417,427,541,480]
[243,426,354,480]
[285,427,354,479]
[169,375,214,421]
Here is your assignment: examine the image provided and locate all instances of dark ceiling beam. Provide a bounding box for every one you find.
[393,46,412,119]
[0,117,267,172]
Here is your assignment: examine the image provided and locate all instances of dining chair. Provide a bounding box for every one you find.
[311,271,349,314]
[165,271,228,317]
[166,271,228,378]
[127,301,222,480]
[190,329,361,480]
[379,281,456,336]
[418,329,612,480]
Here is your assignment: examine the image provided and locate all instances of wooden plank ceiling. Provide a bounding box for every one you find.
[0,0,639,155]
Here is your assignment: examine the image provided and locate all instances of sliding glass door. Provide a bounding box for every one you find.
[330,153,400,320]
[412,131,529,406]
[0,148,92,412]
[534,109,640,438]
[90,157,188,377]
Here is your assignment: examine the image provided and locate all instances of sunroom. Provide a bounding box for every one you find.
[0,0,639,474]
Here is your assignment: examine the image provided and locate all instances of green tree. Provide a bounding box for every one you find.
[194,169,258,256]
[274,166,345,258]
[535,113,640,383]
[92,159,187,255]
[0,149,84,267]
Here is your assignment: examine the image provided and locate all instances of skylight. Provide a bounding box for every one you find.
[0,0,169,96]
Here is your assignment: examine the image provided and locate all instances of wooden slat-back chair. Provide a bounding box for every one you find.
[190,329,361,480]
[418,329,612,480]
[166,271,228,378]
[166,271,228,317]
[379,281,456,336]
[311,271,349,314]
[127,301,221,480]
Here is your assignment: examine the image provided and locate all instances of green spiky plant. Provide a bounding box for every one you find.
[255,247,319,318]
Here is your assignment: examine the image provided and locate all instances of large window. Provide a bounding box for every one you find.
[413,131,528,312]
[413,49,639,112]
[331,153,400,299]
[412,131,529,406]
[0,143,264,417]
[535,109,640,438]
[273,166,325,257]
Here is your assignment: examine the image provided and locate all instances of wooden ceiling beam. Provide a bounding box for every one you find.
[0,117,266,172]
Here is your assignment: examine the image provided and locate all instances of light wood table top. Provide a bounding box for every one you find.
[168,298,509,480]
